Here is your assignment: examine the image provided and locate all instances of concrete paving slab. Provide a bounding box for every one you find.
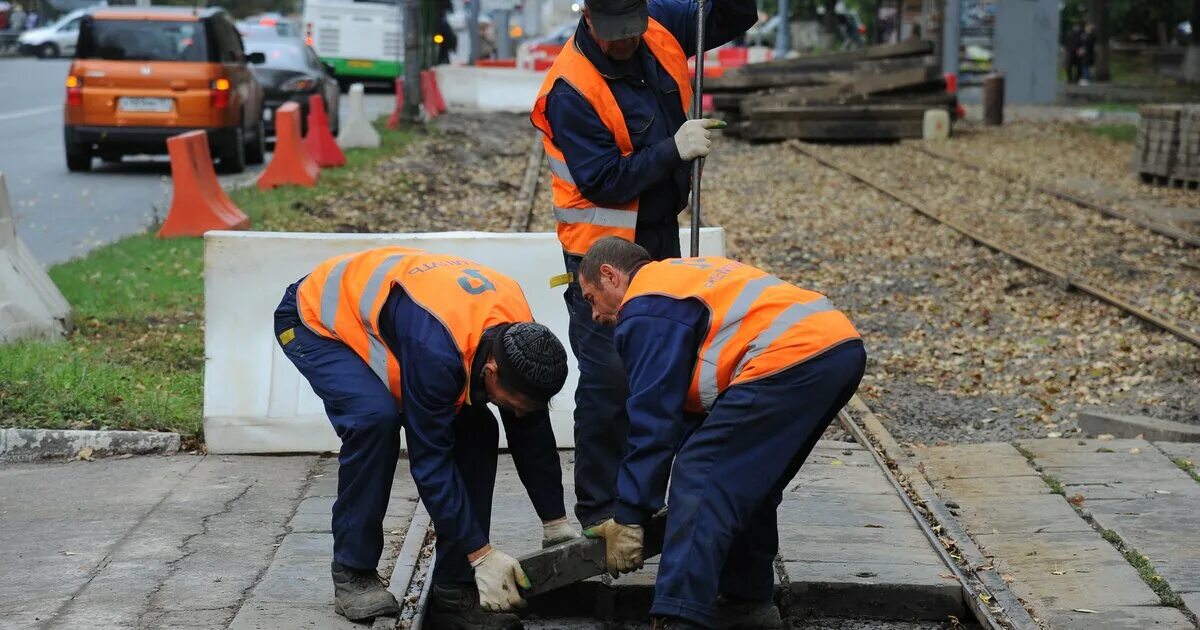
[1023,438,1152,455]
[1156,442,1200,467]
[948,495,1094,535]
[0,454,317,629]
[227,601,362,630]
[930,474,1053,501]
[1041,605,1194,630]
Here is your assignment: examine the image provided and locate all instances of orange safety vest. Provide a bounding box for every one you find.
[530,18,694,256]
[295,247,534,409]
[621,258,861,413]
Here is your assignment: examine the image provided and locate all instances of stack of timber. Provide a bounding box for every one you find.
[1134,104,1200,189]
[709,40,956,142]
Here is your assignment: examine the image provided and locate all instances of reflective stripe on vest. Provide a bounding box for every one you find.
[621,258,861,412]
[530,18,693,256]
[296,247,534,408]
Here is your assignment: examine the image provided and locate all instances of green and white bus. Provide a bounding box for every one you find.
[303,0,403,82]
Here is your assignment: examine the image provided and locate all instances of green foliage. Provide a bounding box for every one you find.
[1083,123,1137,144]
[1061,0,1196,42]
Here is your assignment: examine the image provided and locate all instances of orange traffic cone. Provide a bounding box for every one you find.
[420,71,442,119]
[258,102,319,190]
[303,95,346,168]
[387,77,406,130]
[158,131,250,238]
[427,70,447,115]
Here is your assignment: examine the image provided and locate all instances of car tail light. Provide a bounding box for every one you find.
[259,17,277,26]
[211,77,231,109]
[65,75,83,106]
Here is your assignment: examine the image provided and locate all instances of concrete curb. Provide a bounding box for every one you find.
[0,428,181,462]
[1078,409,1200,442]
[373,502,431,630]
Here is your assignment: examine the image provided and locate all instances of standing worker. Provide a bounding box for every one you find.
[529,0,756,534]
[576,238,866,629]
[274,247,579,629]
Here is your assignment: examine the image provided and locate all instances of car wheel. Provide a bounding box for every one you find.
[66,143,92,172]
[217,126,246,174]
[246,117,266,165]
[37,42,59,59]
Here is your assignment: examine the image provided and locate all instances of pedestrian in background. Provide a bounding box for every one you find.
[1081,22,1097,85]
[1064,20,1083,85]
[529,0,756,542]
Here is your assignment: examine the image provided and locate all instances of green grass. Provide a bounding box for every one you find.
[1082,123,1137,144]
[0,121,415,439]
[1102,530,1185,608]
[1173,457,1200,483]
[1042,473,1066,495]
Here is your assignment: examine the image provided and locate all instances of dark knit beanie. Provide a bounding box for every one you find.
[492,322,568,404]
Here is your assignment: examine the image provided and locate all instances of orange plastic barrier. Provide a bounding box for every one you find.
[387,77,406,130]
[158,130,250,238]
[420,70,447,118]
[257,102,319,190]
[303,94,346,168]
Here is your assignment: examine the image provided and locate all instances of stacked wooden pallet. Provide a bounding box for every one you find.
[1134,104,1200,189]
[708,40,956,142]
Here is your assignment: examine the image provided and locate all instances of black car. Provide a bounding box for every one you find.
[244,38,339,137]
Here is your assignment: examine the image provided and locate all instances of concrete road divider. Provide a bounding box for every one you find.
[157,131,251,238]
[340,83,382,149]
[0,172,71,343]
[257,103,320,190]
[303,94,346,168]
[434,66,545,113]
[0,428,180,462]
[202,228,726,454]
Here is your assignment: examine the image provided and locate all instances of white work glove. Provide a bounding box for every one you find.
[584,518,645,578]
[542,517,581,548]
[471,548,531,612]
[674,118,725,161]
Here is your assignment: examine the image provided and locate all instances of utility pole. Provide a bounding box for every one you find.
[403,0,423,122]
[468,0,481,63]
[941,0,959,76]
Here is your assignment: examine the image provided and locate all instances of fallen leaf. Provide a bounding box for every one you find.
[830,459,844,466]
[1068,493,1086,506]
[1129,447,1141,454]
[1047,432,1062,438]
[864,523,884,528]
[61,551,76,556]
[1155,490,1172,495]
[77,446,95,462]
[1096,448,1114,453]
[1073,609,1098,614]
[1051,570,1066,576]
[1098,434,1115,441]
[855,571,877,578]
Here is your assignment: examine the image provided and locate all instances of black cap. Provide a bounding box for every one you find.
[585,0,649,40]
[492,322,568,404]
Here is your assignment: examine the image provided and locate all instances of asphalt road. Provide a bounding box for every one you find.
[0,56,394,267]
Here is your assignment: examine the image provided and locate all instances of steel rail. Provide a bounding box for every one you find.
[837,397,1039,630]
[910,144,1200,249]
[795,144,1200,349]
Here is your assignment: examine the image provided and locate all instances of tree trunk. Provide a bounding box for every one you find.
[823,0,838,35]
[1087,0,1110,82]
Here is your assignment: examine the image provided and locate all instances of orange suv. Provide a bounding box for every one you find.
[64,7,266,173]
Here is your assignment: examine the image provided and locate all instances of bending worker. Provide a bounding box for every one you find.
[274,247,580,629]
[529,0,756,533]
[577,238,867,630]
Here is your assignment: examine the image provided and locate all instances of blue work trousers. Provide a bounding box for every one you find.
[563,254,631,528]
[274,284,497,585]
[651,341,867,628]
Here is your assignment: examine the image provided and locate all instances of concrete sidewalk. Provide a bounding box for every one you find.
[1,443,961,630]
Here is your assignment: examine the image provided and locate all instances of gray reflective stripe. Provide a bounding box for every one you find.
[318,258,352,333]
[358,253,408,385]
[697,274,782,409]
[554,206,637,229]
[547,156,575,185]
[733,297,835,376]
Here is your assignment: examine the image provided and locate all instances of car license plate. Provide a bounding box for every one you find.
[347,59,374,69]
[118,97,173,113]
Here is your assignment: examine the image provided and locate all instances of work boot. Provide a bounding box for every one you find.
[426,583,524,630]
[714,596,784,629]
[651,617,709,629]
[331,560,400,622]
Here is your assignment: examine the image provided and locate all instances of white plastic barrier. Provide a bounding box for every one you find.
[434,66,546,113]
[204,228,726,454]
[0,173,71,343]
[337,83,382,149]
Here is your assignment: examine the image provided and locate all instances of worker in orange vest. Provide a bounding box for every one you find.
[529,0,756,541]
[273,247,578,629]
[576,237,866,630]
